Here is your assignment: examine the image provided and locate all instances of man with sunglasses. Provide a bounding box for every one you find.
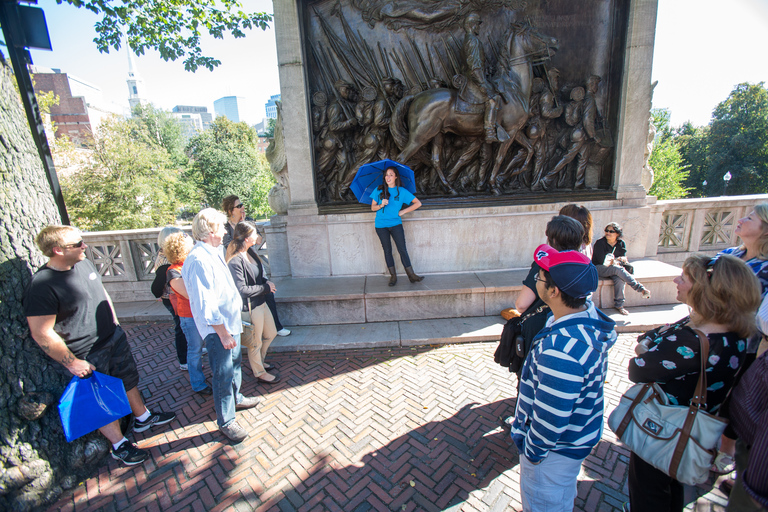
[24,225,176,466]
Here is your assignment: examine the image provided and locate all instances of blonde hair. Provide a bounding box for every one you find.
[35,225,79,257]
[191,208,226,241]
[157,226,182,249]
[683,254,761,338]
[739,203,768,260]
[163,232,192,265]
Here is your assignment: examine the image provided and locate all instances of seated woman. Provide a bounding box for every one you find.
[592,221,650,315]
[625,254,761,512]
[163,232,210,395]
[226,221,279,384]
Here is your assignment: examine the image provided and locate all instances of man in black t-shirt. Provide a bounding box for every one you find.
[24,225,177,466]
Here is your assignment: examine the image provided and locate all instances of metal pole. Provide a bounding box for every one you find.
[0,1,69,224]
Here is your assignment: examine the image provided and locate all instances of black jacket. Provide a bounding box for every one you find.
[227,252,269,311]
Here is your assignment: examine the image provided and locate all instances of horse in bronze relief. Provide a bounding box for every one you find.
[390,22,557,195]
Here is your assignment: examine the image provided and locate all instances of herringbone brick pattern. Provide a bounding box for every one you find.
[49,322,731,512]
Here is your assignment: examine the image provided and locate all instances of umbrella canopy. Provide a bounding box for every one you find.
[350,159,417,205]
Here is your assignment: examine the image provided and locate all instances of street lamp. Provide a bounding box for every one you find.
[723,172,732,196]
[702,180,707,197]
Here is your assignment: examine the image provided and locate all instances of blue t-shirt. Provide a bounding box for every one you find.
[370,186,416,228]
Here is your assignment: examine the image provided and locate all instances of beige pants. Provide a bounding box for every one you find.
[241,303,277,377]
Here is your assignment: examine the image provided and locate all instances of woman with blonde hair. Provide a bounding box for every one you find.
[626,254,761,512]
[226,221,279,384]
[152,226,188,370]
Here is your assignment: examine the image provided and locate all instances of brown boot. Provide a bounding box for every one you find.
[405,266,424,283]
[387,266,397,286]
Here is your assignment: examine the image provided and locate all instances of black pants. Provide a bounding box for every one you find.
[265,292,284,331]
[162,298,187,364]
[375,224,412,268]
[628,452,685,512]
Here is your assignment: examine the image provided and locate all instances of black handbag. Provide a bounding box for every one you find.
[494,301,550,373]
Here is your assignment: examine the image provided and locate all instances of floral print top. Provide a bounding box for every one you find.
[628,316,747,414]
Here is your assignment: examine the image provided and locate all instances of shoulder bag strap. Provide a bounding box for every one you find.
[615,383,654,438]
[668,328,710,480]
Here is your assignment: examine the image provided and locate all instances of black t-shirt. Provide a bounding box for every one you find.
[592,237,627,266]
[23,259,117,357]
[522,262,542,301]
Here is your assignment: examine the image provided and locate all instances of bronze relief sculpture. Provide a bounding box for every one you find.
[304,0,625,205]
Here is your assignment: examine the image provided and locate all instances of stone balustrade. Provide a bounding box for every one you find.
[81,223,270,303]
[79,195,768,302]
[650,194,768,266]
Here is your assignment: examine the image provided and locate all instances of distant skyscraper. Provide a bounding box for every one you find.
[214,96,246,123]
[265,94,281,119]
[126,46,148,110]
[172,105,213,132]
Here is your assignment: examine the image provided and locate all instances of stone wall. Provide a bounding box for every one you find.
[0,55,109,511]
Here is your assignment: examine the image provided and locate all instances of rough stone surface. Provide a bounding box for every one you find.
[0,55,108,511]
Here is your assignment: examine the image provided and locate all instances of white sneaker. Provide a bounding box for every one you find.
[276,328,291,337]
[179,363,188,371]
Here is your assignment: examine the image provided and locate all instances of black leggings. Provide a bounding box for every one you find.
[376,224,412,268]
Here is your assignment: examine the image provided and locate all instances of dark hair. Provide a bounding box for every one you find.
[222,195,240,217]
[604,222,623,238]
[225,221,257,262]
[546,215,584,252]
[377,167,402,201]
[542,269,588,309]
[559,204,593,246]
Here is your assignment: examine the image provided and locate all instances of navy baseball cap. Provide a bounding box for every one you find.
[533,244,598,298]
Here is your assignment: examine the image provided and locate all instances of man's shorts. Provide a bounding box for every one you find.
[83,325,140,391]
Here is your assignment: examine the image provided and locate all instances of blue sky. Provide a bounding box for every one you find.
[20,0,768,127]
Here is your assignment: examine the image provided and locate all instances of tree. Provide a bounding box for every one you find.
[185,117,274,216]
[677,123,710,196]
[704,82,768,195]
[61,114,184,230]
[58,0,272,71]
[264,117,276,138]
[130,103,187,165]
[647,108,690,199]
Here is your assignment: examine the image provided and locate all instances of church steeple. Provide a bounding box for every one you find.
[126,44,147,110]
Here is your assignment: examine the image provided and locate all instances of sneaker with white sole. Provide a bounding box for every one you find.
[179,363,188,371]
[220,421,248,443]
[111,441,149,466]
[133,411,176,433]
[710,451,735,474]
[276,328,291,336]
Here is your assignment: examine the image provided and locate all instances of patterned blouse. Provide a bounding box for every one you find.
[718,246,768,297]
[628,317,747,414]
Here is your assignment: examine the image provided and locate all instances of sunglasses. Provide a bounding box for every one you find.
[706,256,719,280]
[235,204,244,209]
[604,229,618,234]
[62,240,85,249]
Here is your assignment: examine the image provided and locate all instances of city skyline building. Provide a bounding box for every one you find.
[172,105,213,134]
[213,95,246,123]
[265,94,280,119]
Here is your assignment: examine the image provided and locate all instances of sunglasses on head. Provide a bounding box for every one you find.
[605,229,617,234]
[706,256,719,280]
[62,240,85,249]
[235,203,244,209]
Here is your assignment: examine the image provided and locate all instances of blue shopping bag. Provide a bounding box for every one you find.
[57,371,132,442]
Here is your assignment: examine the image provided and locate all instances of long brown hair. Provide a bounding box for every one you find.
[683,254,761,338]
[377,166,402,201]
[225,221,257,263]
[559,204,593,246]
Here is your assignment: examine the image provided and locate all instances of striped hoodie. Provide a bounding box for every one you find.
[511,302,617,463]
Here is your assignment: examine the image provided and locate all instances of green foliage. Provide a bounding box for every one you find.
[185,117,274,216]
[57,0,272,71]
[61,115,183,230]
[647,108,690,199]
[130,103,187,165]
[264,118,276,138]
[678,123,710,196]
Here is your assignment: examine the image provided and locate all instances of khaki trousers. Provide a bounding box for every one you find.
[240,303,277,377]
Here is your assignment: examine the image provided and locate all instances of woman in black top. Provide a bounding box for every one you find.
[626,254,761,512]
[226,222,279,384]
[592,221,650,315]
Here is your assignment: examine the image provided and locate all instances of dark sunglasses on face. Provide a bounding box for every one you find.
[62,240,85,249]
[605,229,617,234]
[235,203,244,209]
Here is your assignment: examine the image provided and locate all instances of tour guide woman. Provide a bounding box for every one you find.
[370,166,424,286]
[625,254,761,512]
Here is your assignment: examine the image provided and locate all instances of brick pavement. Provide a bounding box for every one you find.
[49,321,733,512]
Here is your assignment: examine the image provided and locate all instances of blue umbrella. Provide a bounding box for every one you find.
[350,159,417,205]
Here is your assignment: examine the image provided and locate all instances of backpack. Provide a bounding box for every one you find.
[151,264,170,299]
[494,300,550,373]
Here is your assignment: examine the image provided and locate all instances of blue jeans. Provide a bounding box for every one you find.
[519,451,584,512]
[179,317,207,392]
[375,224,412,268]
[204,332,244,428]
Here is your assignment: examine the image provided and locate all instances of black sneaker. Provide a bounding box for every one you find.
[134,411,176,433]
[111,441,149,466]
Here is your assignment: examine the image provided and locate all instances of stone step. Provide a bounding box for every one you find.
[115,301,689,353]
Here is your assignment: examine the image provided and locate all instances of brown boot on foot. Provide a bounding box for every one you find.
[387,266,397,286]
[405,266,424,283]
